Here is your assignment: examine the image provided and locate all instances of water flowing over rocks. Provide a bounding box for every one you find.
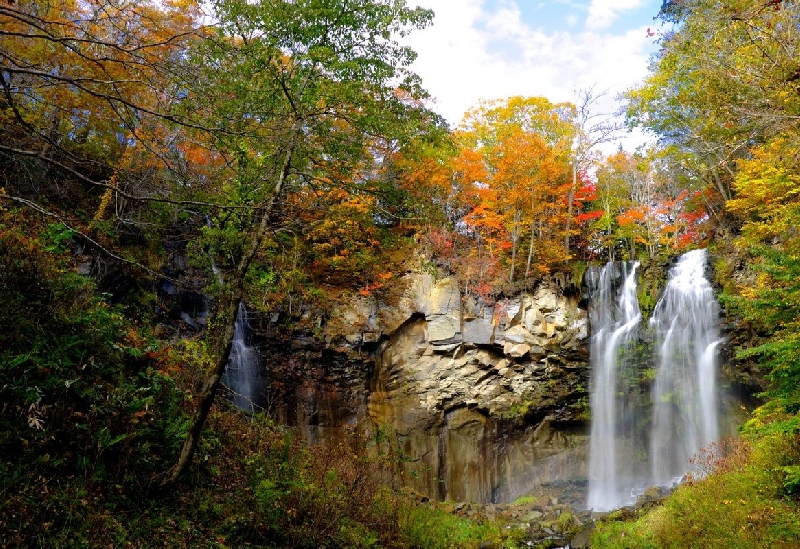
[253,268,593,505]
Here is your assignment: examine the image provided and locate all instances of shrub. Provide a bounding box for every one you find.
[592,428,800,548]
[0,221,188,547]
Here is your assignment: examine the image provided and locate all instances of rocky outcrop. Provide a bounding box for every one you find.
[359,274,587,410]
[255,267,592,505]
[360,273,590,503]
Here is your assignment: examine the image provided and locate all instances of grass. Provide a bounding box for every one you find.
[591,412,800,549]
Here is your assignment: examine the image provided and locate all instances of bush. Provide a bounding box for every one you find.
[0,221,189,547]
[398,505,507,549]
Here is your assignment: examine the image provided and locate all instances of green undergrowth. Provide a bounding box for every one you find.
[0,218,526,548]
[591,408,800,548]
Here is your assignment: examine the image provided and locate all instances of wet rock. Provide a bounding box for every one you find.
[570,521,596,548]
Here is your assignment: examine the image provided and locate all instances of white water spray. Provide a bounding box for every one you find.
[586,250,723,510]
[222,303,263,413]
[650,249,722,486]
[586,261,641,511]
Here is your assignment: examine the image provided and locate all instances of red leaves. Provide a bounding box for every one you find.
[575,210,603,224]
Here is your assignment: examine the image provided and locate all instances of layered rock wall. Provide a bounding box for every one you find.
[363,274,590,502]
[256,270,592,504]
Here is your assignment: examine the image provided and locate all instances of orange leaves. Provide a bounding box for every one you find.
[451,145,489,190]
[388,95,590,280]
[588,149,718,258]
[357,271,393,296]
[617,207,648,226]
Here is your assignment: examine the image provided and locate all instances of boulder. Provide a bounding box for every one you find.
[427,312,461,342]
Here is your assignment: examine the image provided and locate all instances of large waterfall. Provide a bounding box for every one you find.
[586,261,642,511]
[586,250,723,511]
[650,249,722,487]
[222,303,264,413]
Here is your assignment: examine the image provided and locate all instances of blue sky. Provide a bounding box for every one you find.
[404,0,665,149]
[521,0,662,34]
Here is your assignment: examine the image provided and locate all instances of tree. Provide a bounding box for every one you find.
[164,0,435,482]
[0,0,205,181]
[384,126,462,229]
[491,129,570,277]
[456,96,575,281]
[564,87,623,255]
[727,132,800,250]
[627,0,800,214]
[592,151,670,260]
[1,0,436,483]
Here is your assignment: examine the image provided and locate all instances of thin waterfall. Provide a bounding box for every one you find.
[586,261,641,511]
[205,217,262,413]
[650,249,722,486]
[222,303,263,413]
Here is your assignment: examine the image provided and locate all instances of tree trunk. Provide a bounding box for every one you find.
[525,219,535,277]
[509,210,520,282]
[564,162,577,255]
[162,143,294,485]
[164,285,241,485]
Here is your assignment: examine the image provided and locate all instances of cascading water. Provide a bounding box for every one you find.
[205,215,262,413]
[650,248,722,487]
[586,249,724,511]
[586,261,642,511]
[222,303,264,413]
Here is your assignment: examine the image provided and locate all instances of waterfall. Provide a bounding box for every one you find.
[222,303,263,413]
[650,249,722,487]
[586,261,642,511]
[586,249,724,511]
[204,217,262,412]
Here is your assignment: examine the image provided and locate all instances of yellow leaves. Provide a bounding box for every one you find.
[728,134,800,247]
[1,0,204,173]
[92,187,114,224]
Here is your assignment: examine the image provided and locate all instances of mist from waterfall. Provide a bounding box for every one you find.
[222,302,263,413]
[586,249,723,511]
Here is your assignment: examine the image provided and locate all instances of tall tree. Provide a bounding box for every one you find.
[1,0,436,483]
[627,0,800,213]
[165,0,435,482]
[565,87,623,255]
[457,96,575,281]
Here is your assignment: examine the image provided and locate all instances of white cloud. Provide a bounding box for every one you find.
[404,0,657,149]
[585,0,646,30]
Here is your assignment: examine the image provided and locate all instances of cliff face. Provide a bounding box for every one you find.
[254,268,592,504]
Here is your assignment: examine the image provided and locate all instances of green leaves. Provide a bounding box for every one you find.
[724,246,800,403]
[627,0,800,210]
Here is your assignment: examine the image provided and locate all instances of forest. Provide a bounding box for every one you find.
[0,0,799,547]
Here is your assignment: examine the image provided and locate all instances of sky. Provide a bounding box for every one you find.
[404,0,665,149]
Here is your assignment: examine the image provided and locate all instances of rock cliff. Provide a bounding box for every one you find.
[255,267,592,504]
